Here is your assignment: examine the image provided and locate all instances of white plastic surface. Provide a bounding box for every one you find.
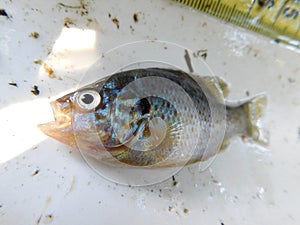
[0,1,300,225]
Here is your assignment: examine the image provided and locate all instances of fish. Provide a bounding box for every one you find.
[38,68,268,168]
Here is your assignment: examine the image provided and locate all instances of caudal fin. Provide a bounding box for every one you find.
[243,95,269,145]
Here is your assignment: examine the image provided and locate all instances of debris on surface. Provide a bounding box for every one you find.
[30,32,40,39]
[0,9,8,17]
[32,169,40,176]
[111,17,120,29]
[133,12,139,22]
[34,59,56,78]
[34,59,43,65]
[36,215,42,225]
[8,82,18,87]
[43,214,53,223]
[129,25,135,32]
[57,0,88,15]
[168,206,175,212]
[43,63,55,78]
[172,175,178,187]
[288,77,296,83]
[193,49,208,60]
[36,197,51,225]
[31,85,40,96]
[65,176,76,196]
[183,208,189,214]
[184,49,194,73]
[64,17,76,28]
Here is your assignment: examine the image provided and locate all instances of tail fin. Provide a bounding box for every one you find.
[243,95,269,145]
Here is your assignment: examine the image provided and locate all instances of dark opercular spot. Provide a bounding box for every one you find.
[166,101,170,108]
[136,98,151,115]
[82,94,94,104]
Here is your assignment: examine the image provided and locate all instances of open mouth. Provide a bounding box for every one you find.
[38,100,77,149]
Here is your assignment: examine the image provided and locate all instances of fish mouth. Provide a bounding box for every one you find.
[38,100,78,149]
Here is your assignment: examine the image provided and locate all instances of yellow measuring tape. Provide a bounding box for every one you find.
[176,0,300,48]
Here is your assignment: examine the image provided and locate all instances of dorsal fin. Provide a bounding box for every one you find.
[191,75,230,102]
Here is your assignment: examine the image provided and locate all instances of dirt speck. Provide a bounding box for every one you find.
[36,215,42,225]
[57,0,88,16]
[34,60,56,78]
[129,25,135,32]
[288,77,296,83]
[8,82,18,87]
[111,17,120,29]
[183,208,189,214]
[184,49,194,73]
[0,9,8,17]
[193,49,208,60]
[241,135,248,142]
[64,17,76,28]
[34,59,43,65]
[44,214,53,223]
[32,169,40,176]
[172,175,178,186]
[168,206,175,212]
[65,176,76,196]
[30,32,40,39]
[133,12,139,22]
[31,85,40,96]
[43,63,55,78]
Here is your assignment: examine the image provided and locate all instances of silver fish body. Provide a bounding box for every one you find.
[39,68,267,168]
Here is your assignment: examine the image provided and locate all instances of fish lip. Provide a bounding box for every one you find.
[38,100,78,149]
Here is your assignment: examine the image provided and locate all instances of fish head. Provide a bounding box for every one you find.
[38,82,112,153]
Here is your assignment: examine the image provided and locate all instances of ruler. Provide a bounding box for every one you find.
[176,0,300,49]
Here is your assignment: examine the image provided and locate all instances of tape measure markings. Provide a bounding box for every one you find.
[176,0,300,48]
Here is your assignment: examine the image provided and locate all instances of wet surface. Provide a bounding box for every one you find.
[0,0,300,225]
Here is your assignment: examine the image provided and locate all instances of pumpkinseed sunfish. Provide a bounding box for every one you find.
[39,68,267,167]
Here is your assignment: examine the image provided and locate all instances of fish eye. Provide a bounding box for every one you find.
[75,89,101,111]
